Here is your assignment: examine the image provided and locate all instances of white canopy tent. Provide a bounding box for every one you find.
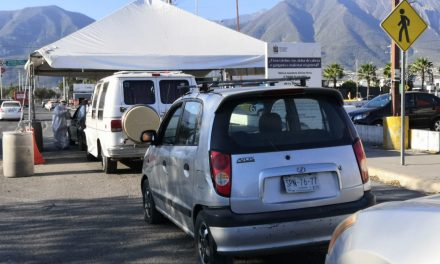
[27,0,266,78]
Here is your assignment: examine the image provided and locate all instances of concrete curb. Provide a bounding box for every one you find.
[369,166,440,193]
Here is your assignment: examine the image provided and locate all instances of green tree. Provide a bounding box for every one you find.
[358,63,377,99]
[323,63,345,88]
[410,57,433,90]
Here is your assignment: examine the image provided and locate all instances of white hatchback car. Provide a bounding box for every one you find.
[326,194,440,264]
[140,84,376,263]
[0,100,22,120]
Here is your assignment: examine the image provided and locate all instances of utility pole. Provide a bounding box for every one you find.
[391,0,401,116]
[236,0,240,32]
[195,0,198,15]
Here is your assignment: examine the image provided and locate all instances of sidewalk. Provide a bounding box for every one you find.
[365,145,440,193]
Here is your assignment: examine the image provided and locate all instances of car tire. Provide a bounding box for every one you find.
[373,120,383,126]
[195,212,232,264]
[433,118,440,132]
[101,147,117,174]
[86,151,96,161]
[142,178,163,224]
[68,132,75,146]
[78,132,87,151]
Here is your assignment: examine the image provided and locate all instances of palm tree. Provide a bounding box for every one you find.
[410,57,433,90]
[358,63,377,99]
[382,63,391,89]
[323,63,344,88]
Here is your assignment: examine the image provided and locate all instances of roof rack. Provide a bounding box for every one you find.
[113,70,184,75]
[195,76,310,93]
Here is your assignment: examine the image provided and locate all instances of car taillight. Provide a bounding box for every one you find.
[353,138,369,183]
[210,151,231,197]
[110,120,122,132]
[0,108,3,112]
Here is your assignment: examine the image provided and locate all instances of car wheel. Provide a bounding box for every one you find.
[68,131,75,146]
[433,119,440,132]
[195,212,232,264]
[142,178,163,224]
[373,120,383,126]
[86,151,96,161]
[78,132,87,151]
[101,147,117,174]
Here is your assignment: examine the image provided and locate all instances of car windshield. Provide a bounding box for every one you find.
[2,102,20,108]
[364,94,391,108]
[211,93,354,153]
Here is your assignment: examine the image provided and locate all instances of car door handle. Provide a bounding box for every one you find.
[184,163,189,171]
[162,160,167,166]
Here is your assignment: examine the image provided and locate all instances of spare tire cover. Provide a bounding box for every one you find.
[122,105,160,144]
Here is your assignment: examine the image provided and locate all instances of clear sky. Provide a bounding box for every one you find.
[1,0,282,20]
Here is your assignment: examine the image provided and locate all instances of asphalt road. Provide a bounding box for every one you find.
[0,108,428,263]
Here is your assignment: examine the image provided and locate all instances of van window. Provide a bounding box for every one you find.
[123,80,155,105]
[159,80,190,104]
[212,95,352,153]
[91,83,102,119]
[98,82,109,120]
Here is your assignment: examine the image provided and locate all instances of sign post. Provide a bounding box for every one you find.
[381,0,427,165]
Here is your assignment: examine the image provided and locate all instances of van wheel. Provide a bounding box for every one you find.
[86,151,95,161]
[433,119,440,132]
[142,178,163,224]
[101,148,117,174]
[195,212,232,264]
[78,133,87,151]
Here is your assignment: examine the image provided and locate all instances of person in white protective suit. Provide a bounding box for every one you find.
[52,100,70,149]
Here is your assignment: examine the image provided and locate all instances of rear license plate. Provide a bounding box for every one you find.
[283,174,319,193]
[8,109,14,112]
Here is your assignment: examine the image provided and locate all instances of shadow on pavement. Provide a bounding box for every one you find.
[0,196,194,263]
[372,183,426,203]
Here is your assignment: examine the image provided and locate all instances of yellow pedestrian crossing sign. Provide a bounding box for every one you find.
[381,0,427,51]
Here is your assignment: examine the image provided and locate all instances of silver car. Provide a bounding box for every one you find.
[326,194,440,264]
[140,86,375,263]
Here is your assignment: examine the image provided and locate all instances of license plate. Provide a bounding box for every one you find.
[8,109,14,112]
[283,174,319,193]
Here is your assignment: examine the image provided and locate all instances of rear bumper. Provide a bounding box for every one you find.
[0,112,21,119]
[204,191,375,255]
[107,145,148,159]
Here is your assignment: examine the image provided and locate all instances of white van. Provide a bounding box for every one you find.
[85,71,196,173]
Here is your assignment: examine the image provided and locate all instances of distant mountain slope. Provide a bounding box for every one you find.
[0,6,94,87]
[240,0,440,69]
[0,6,94,57]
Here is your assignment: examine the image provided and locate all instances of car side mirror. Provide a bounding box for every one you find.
[140,130,157,144]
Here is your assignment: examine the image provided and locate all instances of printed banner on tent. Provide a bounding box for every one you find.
[265,43,322,87]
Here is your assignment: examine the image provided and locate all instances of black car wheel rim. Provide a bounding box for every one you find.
[144,189,152,218]
[198,222,210,263]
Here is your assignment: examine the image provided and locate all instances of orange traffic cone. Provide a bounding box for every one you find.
[31,129,45,165]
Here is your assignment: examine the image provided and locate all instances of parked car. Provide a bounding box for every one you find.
[140,85,376,263]
[0,100,22,120]
[326,194,440,264]
[84,71,196,173]
[349,92,440,130]
[68,105,87,150]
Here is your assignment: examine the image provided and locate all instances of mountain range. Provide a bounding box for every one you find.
[1,0,440,86]
[238,0,440,69]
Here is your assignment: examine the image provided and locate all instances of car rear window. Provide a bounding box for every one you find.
[2,102,20,108]
[123,80,155,105]
[211,94,354,153]
[159,80,190,104]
